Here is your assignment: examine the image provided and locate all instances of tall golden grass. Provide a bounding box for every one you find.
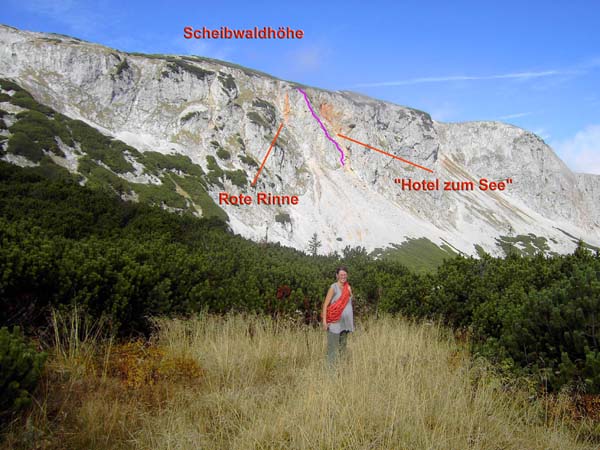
[2,312,597,449]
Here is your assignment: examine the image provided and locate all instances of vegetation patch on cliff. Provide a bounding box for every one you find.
[373,237,457,273]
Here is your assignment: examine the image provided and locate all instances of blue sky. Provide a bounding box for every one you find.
[2,0,600,173]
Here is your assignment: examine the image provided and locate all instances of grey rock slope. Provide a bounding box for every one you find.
[1,24,599,255]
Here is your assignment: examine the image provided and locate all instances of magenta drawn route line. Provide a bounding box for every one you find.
[296,87,345,166]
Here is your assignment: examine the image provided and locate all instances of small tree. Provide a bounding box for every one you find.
[307,233,322,257]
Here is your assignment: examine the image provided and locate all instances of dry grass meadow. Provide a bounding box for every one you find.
[2,312,599,449]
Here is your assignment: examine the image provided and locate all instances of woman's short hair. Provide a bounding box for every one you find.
[335,266,348,276]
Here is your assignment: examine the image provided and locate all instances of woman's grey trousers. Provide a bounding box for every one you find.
[327,330,349,366]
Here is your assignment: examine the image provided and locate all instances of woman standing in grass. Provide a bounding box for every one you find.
[322,266,354,366]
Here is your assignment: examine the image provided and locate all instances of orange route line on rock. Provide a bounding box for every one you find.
[251,122,285,186]
[337,133,434,174]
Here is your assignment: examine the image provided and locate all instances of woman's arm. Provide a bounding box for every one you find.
[321,286,334,331]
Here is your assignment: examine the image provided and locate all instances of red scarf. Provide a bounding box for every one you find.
[326,283,351,324]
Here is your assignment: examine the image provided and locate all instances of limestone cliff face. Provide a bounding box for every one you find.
[1,24,599,255]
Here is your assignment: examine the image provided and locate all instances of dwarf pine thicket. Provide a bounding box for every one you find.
[1,158,600,404]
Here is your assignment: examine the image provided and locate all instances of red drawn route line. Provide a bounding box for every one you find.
[251,122,285,186]
[337,133,434,174]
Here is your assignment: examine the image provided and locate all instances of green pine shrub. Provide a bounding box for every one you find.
[0,79,25,92]
[9,90,53,115]
[275,212,291,224]
[7,132,43,162]
[205,155,224,187]
[0,326,47,420]
[140,151,204,178]
[216,147,231,160]
[224,169,247,187]
[239,153,258,167]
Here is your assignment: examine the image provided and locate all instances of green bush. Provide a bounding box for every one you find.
[78,157,132,194]
[205,155,224,187]
[10,110,69,156]
[218,72,237,93]
[114,58,130,77]
[7,132,43,162]
[246,111,270,129]
[180,111,200,123]
[0,79,25,92]
[163,59,214,81]
[134,178,187,210]
[224,169,247,188]
[216,147,231,160]
[275,212,291,224]
[9,91,53,115]
[170,174,228,221]
[0,326,47,420]
[239,154,258,167]
[252,99,276,123]
[64,119,136,174]
[4,155,600,393]
[2,81,138,171]
[140,151,204,178]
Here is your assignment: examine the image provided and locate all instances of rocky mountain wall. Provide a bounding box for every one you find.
[1,24,598,255]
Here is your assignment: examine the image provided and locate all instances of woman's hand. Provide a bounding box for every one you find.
[322,321,329,331]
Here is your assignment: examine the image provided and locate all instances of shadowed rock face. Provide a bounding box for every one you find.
[1,25,599,256]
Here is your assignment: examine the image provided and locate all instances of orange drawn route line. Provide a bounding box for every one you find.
[337,133,434,173]
[252,122,285,186]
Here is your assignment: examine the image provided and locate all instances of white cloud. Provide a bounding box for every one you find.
[532,128,551,141]
[553,125,600,175]
[354,69,581,88]
[292,46,322,71]
[498,112,532,120]
[429,103,458,122]
[286,45,328,74]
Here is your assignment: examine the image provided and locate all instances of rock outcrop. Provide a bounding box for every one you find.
[1,24,599,255]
